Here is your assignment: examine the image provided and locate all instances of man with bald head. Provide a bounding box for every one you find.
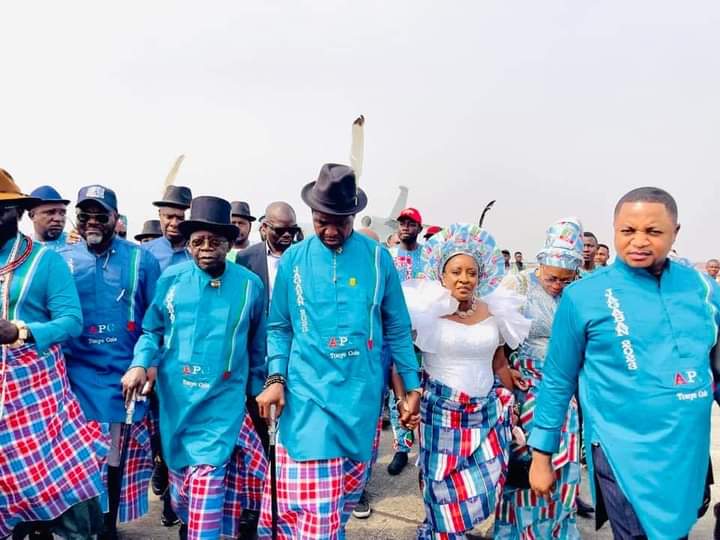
[236,201,299,307]
[234,201,299,538]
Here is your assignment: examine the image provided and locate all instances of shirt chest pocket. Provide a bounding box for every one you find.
[653,364,713,406]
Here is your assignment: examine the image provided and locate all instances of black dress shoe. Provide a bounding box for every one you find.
[28,528,54,540]
[387,451,409,476]
[236,509,260,540]
[161,492,180,527]
[152,460,169,496]
[576,496,595,518]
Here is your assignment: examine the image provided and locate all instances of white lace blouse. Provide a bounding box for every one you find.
[423,316,502,397]
[402,279,531,398]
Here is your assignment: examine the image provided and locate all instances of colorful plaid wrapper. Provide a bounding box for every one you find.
[0,344,106,537]
[416,377,513,539]
[256,440,370,539]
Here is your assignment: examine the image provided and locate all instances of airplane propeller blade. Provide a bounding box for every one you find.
[163,154,185,193]
[479,200,496,228]
[350,115,364,179]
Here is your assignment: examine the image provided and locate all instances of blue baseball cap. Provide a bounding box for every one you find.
[28,185,70,208]
[76,185,118,213]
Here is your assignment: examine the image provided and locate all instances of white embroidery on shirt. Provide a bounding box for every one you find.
[165,285,176,324]
[293,266,309,333]
[605,288,638,371]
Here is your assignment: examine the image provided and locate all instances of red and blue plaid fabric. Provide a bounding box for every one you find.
[96,417,153,522]
[495,352,581,539]
[0,344,106,538]
[231,412,268,514]
[416,377,513,540]
[256,439,370,540]
[169,418,268,539]
[169,464,226,540]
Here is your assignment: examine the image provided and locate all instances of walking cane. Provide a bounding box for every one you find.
[269,404,278,540]
[118,390,148,504]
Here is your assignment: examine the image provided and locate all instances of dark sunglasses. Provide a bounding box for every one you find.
[76,211,110,224]
[266,223,300,237]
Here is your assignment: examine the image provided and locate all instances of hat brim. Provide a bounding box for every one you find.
[134,233,162,241]
[301,181,368,216]
[152,200,191,210]
[27,198,70,210]
[0,193,42,209]
[397,215,422,225]
[77,199,116,213]
[178,220,239,243]
[230,214,257,222]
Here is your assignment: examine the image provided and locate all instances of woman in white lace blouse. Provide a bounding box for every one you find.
[402,224,530,540]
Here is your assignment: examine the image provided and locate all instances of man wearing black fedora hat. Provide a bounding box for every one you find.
[141,187,192,527]
[123,196,268,540]
[143,185,193,272]
[227,201,256,259]
[255,163,421,538]
[134,220,163,243]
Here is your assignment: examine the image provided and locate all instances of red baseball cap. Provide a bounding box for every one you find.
[424,225,442,237]
[397,207,422,225]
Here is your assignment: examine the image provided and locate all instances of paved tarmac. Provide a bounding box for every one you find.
[120,406,720,539]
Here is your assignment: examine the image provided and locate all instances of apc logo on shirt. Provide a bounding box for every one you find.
[674,370,698,385]
[89,323,116,334]
[328,336,349,348]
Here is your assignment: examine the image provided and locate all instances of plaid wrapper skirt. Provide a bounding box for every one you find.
[256,439,371,539]
[0,344,106,537]
[169,412,268,539]
[494,385,581,540]
[417,377,513,540]
[96,418,153,523]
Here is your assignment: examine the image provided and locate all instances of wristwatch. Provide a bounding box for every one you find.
[9,320,28,348]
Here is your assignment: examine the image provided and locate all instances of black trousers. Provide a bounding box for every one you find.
[592,445,699,540]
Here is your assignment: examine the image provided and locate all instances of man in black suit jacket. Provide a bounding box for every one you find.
[236,201,299,308]
[233,201,298,539]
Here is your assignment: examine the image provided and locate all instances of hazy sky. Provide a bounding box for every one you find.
[2,1,718,260]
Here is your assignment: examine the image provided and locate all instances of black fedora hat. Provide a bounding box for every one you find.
[134,219,163,242]
[301,163,367,216]
[153,185,192,210]
[178,196,239,242]
[230,201,256,221]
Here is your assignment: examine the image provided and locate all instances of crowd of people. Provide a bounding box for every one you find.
[0,162,719,540]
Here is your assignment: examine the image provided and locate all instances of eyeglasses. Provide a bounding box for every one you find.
[76,211,110,224]
[539,269,575,286]
[266,223,300,237]
[189,236,228,249]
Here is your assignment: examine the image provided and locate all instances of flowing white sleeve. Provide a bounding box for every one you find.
[401,279,458,353]
[482,285,531,349]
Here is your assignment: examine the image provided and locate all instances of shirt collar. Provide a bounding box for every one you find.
[613,256,671,281]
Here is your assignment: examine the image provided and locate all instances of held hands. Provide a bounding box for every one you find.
[398,390,421,430]
[529,451,555,503]
[0,320,19,345]
[257,383,285,421]
[510,368,529,391]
